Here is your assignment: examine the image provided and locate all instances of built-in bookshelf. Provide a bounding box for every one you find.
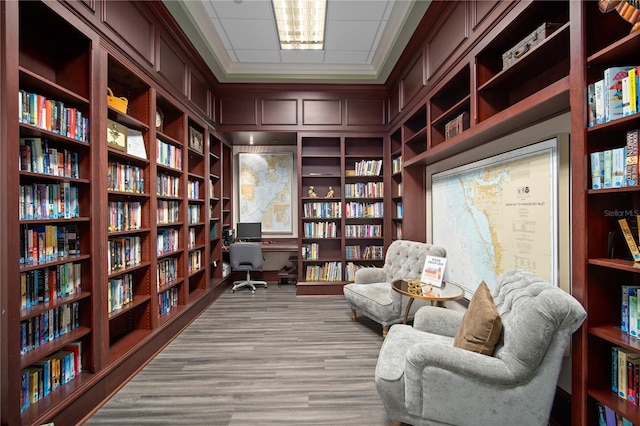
[12,3,94,423]
[390,127,403,241]
[572,2,640,424]
[343,136,385,281]
[154,96,186,322]
[221,142,233,278]
[208,131,223,285]
[186,121,206,299]
[106,56,153,359]
[298,135,343,292]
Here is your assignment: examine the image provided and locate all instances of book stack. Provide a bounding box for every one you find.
[590,129,639,189]
[588,65,639,127]
[611,345,640,407]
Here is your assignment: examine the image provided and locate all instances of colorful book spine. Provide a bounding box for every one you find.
[618,219,640,261]
[595,79,606,125]
[627,130,639,186]
[604,149,613,188]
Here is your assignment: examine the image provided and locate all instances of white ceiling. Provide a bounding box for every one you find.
[163,0,431,84]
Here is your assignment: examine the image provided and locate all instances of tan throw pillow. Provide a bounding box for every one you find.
[453,281,502,356]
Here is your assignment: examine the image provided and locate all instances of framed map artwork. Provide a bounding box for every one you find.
[238,152,293,233]
[431,137,560,297]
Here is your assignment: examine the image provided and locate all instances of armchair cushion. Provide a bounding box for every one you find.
[453,281,502,356]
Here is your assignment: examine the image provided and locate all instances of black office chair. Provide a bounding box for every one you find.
[229,242,267,293]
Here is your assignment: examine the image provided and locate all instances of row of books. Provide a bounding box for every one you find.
[187,179,201,200]
[107,161,145,194]
[157,228,179,256]
[345,262,363,282]
[156,139,183,169]
[344,223,382,238]
[20,224,80,265]
[188,205,201,224]
[345,201,383,218]
[303,221,338,238]
[20,302,80,355]
[392,156,402,174]
[157,172,181,197]
[108,236,142,272]
[345,245,384,260]
[188,249,202,274]
[157,258,178,289]
[590,129,639,189]
[612,346,640,405]
[19,138,80,178]
[304,261,342,282]
[107,274,133,314]
[188,228,197,249]
[588,65,639,127]
[20,262,82,309]
[158,287,179,317]
[108,201,142,232]
[302,201,342,219]
[18,90,90,143]
[596,402,635,426]
[20,342,82,412]
[352,159,382,176]
[19,182,79,221]
[156,200,180,225]
[301,243,320,260]
[344,182,384,198]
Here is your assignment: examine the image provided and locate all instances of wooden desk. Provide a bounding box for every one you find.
[392,278,464,324]
[260,238,298,252]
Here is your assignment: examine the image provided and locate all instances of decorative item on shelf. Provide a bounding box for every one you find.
[308,186,317,198]
[325,186,334,198]
[155,108,164,131]
[189,126,204,154]
[126,128,147,159]
[345,170,356,177]
[107,87,128,114]
[501,23,563,70]
[599,0,640,33]
[445,111,470,140]
[106,119,127,152]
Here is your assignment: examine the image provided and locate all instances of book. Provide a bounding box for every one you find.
[420,255,447,288]
[626,131,639,186]
[604,404,617,426]
[588,83,596,127]
[628,357,640,404]
[591,151,604,189]
[625,67,637,116]
[628,286,640,337]
[596,403,607,426]
[613,147,626,187]
[595,79,606,125]
[604,149,613,188]
[604,66,633,122]
[618,218,640,261]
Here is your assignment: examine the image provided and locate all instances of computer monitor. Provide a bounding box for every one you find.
[236,222,262,242]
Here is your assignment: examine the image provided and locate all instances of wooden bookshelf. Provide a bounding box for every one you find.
[570,2,640,424]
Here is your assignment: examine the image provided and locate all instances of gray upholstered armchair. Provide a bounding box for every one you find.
[343,240,446,337]
[375,269,587,426]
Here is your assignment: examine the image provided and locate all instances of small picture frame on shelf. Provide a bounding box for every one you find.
[107,119,127,152]
[189,127,204,153]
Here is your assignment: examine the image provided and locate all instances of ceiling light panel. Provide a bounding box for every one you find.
[272,0,327,50]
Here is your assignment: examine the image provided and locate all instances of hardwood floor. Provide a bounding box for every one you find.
[85,284,391,425]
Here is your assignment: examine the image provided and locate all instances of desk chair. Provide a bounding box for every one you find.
[229,242,267,294]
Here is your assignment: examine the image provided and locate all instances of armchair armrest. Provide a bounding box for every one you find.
[354,267,386,284]
[405,343,516,386]
[413,306,463,337]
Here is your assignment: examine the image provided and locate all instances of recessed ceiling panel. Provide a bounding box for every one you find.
[163,0,431,83]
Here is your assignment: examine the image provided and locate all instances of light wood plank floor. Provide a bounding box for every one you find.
[85,284,391,425]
